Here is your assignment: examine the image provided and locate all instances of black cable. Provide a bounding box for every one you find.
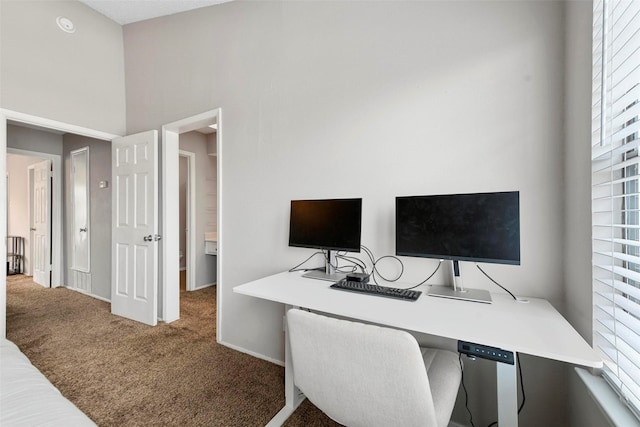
[360,245,405,284]
[399,260,442,290]
[372,255,404,282]
[335,265,358,274]
[326,250,348,272]
[476,264,517,301]
[517,353,525,413]
[288,251,324,272]
[336,253,367,273]
[459,354,476,427]
[360,245,378,282]
[290,246,372,281]
[289,249,361,274]
[361,245,376,266]
[329,250,369,275]
[359,245,441,290]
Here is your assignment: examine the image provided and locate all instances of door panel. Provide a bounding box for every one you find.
[32,160,51,287]
[111,130,158,326]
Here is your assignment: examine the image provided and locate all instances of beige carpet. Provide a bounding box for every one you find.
[6,275,340,426]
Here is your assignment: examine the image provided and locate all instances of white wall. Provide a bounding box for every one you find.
[564,2,612,427]
[123,1,575,425]
[564,0,595,354]
[0,0,126,136]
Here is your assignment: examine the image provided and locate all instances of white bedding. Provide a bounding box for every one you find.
[1,338,96,426]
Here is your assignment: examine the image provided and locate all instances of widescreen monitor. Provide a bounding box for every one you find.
[395,191,520,265]
[289,198,362,281]
[395,191,520,303]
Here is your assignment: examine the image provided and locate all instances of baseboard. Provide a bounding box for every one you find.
[91,293,111,303]
[217,338,284,367]
[63,286,110,303]
[193,282,216,290]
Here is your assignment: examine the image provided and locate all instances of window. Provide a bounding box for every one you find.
[592,0,640,417]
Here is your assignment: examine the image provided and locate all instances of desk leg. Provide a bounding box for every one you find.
[496,356,518,427]
[266,305,306,427]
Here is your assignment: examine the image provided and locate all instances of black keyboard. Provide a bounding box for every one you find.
[330,280,422,301]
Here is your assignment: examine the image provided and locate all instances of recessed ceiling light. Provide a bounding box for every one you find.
[56,16,76,33]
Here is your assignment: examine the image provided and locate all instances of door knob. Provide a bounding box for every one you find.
[143,235,153,242]
[80,227,87,232]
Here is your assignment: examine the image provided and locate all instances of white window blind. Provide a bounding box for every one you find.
[592,0,640,417]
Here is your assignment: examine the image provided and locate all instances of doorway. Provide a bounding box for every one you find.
[7,147,62,288]
[161,109,221,328]
[1,110,119,337]
[1,109,221,333]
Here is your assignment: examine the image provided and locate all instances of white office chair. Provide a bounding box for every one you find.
[286,309,462,427]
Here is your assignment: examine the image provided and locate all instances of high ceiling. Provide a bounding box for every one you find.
[78,0,232,25]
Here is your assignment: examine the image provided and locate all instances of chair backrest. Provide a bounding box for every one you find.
[286,309,439,427]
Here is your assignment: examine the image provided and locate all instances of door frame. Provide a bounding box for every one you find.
[0,109,119,337]
[161,108,221,328]
[12,150,60,283]
[179,150,196,292]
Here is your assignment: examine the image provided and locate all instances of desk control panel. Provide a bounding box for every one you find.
[458,340,515,365]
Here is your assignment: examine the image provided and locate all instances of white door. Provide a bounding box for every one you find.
[111,130,158,326]
[32,160,51,287]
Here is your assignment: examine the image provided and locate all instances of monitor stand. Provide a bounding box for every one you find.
[302,270,346,282]
[427,260,492,304]
[302,249,346,282]
[428,285,492,304]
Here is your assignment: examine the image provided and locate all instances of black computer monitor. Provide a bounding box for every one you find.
[395,191,520,302]
[289,198,362,281]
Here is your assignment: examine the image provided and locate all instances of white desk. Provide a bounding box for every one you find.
[234,271,603,427]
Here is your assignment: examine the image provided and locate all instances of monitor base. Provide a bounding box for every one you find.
[302,270,346,282]
[428,285,492,304]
